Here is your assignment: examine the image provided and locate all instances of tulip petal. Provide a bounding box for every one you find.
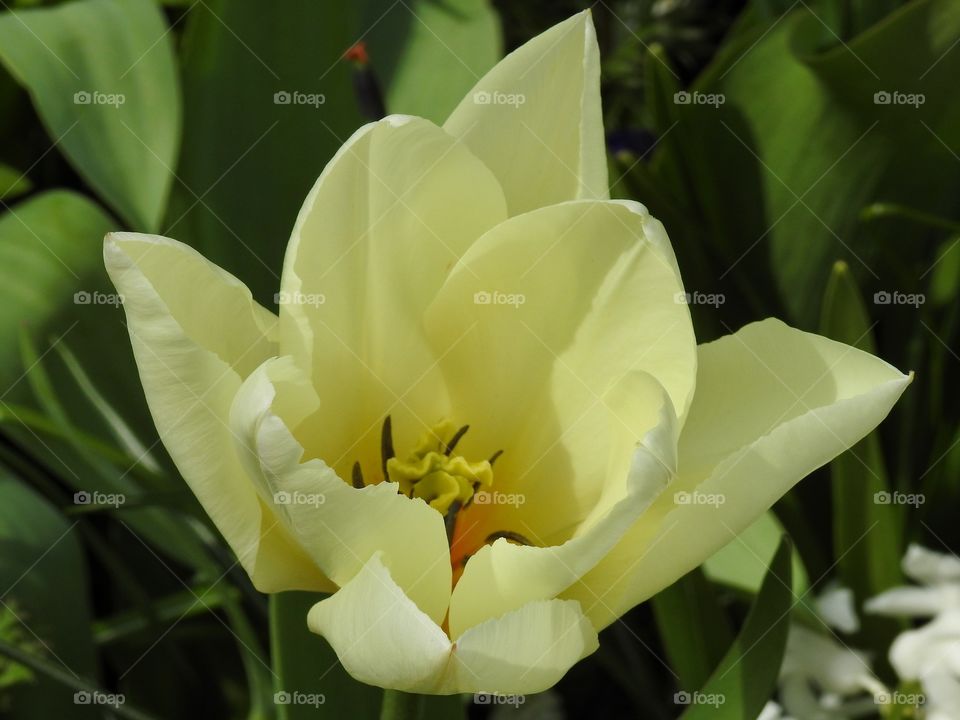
[443,11,607,214]
[278,115,507,482]
[447,596,598,695]
[447,372,676,638]
[306,553,451,693]
[230,357,451,624]
[423,200,694,548]
[307,553,597,695]
[104,232,330,592]
[565,318,911,628]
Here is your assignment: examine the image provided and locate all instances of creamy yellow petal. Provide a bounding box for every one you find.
[104,232,330,592]
[565,318,911,628]
[306,553,451,693]
[447,373,676,638]
[307,553,597,695]
[230,357,450,623]
[277,115,507,482]
[443,11,607,215]
[423,200,695,547]
[445,597,598,694]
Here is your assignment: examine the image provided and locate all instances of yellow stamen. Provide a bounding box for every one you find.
[385,420,493,515]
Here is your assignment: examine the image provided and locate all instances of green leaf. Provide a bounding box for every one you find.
[360,0,500,124]
[679,537,793,720]
[646,0,960,326]
[0,472,99,719]
[167,0,499,306]
[166,0,365,305]
[929,235,960,307]
[0,0,181,230]
[651,568,733,691]
[53,341,161,475]
[270,592,382,720]
[703,511,809,597]
[15,328,210,572]
[0,191,114,380]
[0,163,31,200]
[820,261,904,610]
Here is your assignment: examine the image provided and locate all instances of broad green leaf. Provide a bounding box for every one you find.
[0,0,180,230]
[360,0,500,123]
[679,537,793,720]
[651,568,733,691]
[270,592,381,720]
[0,191,115,380]
[166,0,364,305]
[167,0,499,306]
[643,0,960,326]
[0,163,31,200]
[0,473,98,719]
[703,511,808,596]
[0,190,160,485]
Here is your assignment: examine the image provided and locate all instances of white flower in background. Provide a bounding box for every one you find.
[766,587,879,720]
[866,544,960,720]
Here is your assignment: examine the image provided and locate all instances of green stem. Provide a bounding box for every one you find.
[379,689,423,720]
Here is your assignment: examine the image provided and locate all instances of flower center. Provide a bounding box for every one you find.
[385,420,494,516]
[352,417,532,584]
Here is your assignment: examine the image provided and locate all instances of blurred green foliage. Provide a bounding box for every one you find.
[0,0,957,718]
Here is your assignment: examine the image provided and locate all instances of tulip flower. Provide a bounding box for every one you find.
[105,10,910,696]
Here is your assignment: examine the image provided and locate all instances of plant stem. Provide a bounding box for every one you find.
[379,689,423,720]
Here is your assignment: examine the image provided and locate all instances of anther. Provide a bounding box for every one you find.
[485,530,533,546]
[380,415,395,479]
[351,461,365,489]
[445,425,470,455]
[445,500,462,544]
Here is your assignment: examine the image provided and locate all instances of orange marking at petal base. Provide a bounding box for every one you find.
[344,41,369,65]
